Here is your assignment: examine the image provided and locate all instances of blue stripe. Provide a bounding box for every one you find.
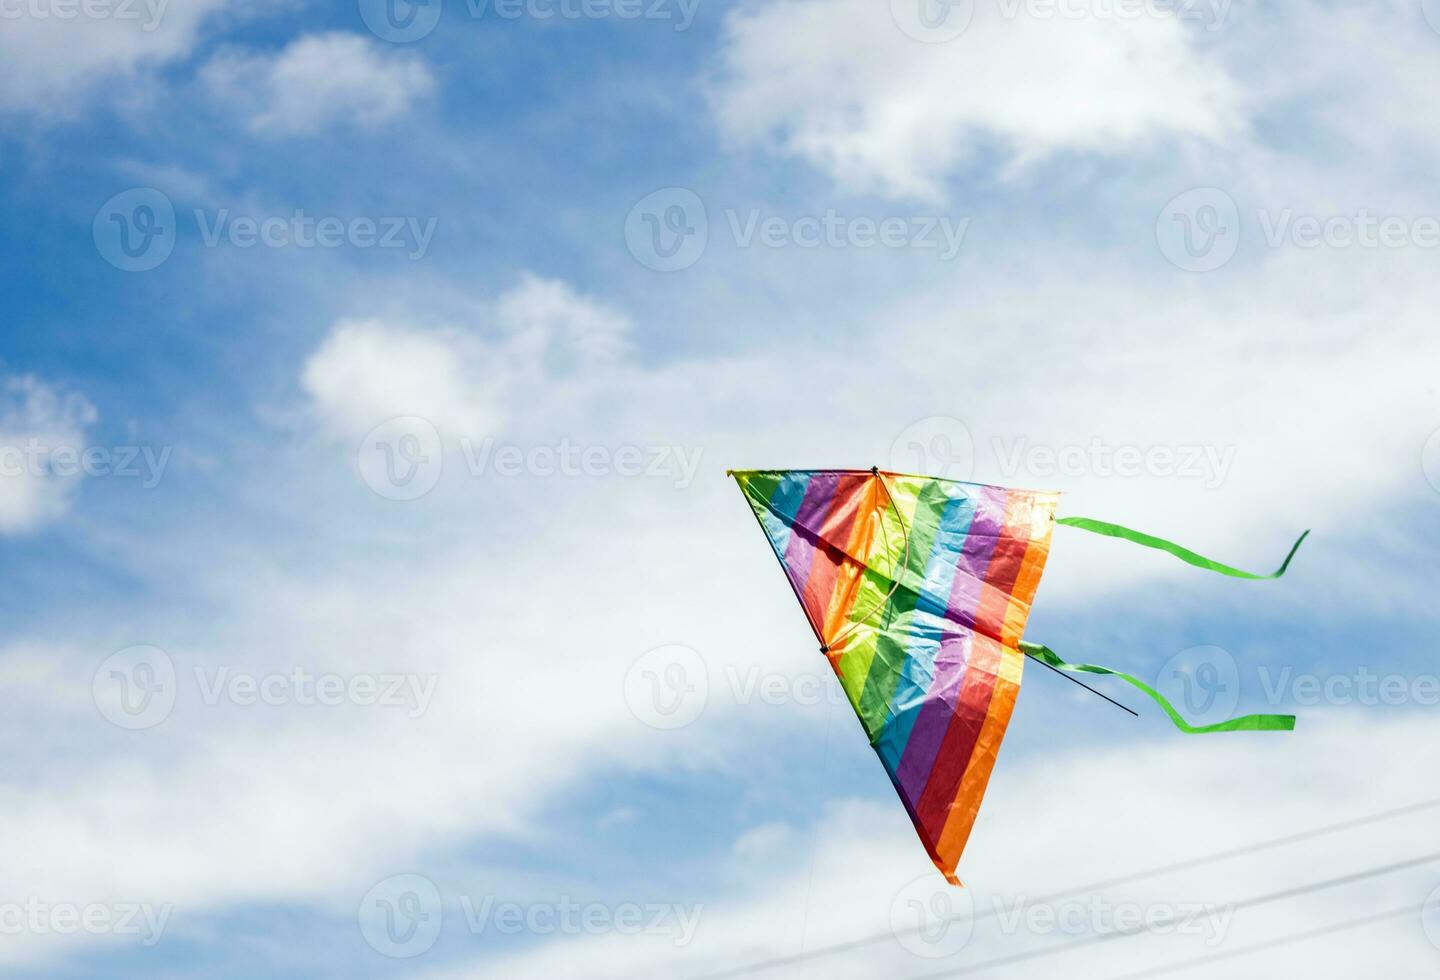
[875,487,976,770]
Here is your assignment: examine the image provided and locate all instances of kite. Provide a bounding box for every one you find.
[729,467,1307,885]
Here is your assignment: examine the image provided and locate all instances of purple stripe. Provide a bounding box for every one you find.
[781,471,839,598]
[893,486,1007,801]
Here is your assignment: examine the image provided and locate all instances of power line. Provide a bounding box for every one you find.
[908,850,1440,978]
[1107,902,1424,980]
[685,796,1440,979]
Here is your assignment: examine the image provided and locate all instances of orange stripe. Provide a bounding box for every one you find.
[1000,493,1058,646]
[932,645,1026,876]
[821,477,886,644]
[800,474,869,642]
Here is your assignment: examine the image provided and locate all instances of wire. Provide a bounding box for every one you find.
[1024,649,1138,716]
[907,850,1440,978]
[1106,902,1424,980]
[683,796,1440,979]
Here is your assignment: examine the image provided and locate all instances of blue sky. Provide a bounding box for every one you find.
[2,0,1440,976]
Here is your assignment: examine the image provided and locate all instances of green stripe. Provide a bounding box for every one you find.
[1056,517,1309,580]
[855,479,948,735]
[1019,641,1296,733]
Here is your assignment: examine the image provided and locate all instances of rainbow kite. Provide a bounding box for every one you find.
[730,467,1306,885]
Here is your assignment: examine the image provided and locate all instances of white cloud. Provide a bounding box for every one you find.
[708,0,1242,201]
[0,375,97,534]
[0,0,234,114]
[201,31,434,136]
[302,318,499,441]
[301,275,632,442]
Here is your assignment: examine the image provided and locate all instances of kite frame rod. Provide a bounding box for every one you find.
[1023,649,1138,717]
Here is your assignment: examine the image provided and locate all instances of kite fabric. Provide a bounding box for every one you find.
[730,467,1305,886]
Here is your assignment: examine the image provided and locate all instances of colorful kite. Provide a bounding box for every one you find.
[730,467,1306,885]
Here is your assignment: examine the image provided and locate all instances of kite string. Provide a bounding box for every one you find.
[825,468,912,654]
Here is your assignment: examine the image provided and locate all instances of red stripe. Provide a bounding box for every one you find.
[912,633,1003,838]
[801,473,869,638]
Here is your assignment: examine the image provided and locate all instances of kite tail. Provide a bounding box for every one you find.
[1020,642,1296,734]
[1055,517,1309,580]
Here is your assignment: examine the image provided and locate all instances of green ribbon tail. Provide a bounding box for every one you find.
[1019,641,1296,734]
[1055,517,1309,580]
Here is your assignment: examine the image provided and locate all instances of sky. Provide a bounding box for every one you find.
[1,0,1439,976]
